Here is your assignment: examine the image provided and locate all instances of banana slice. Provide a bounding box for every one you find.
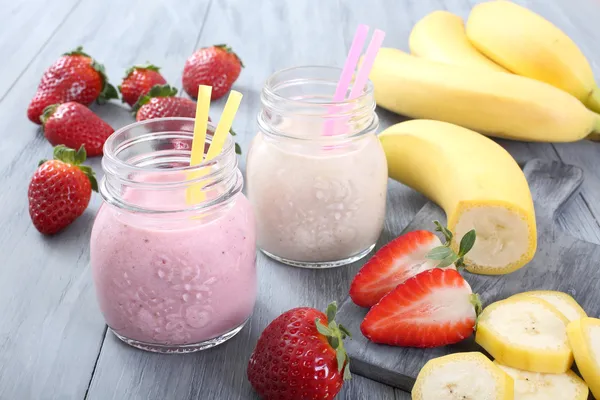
[476,297,573,373]
[495,362,589,399]
[412,352,514,400]
[567,317,600,399]
[509,291,587,322]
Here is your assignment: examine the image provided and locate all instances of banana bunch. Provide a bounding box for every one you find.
[413,290,597,399]
[373,0,600,142]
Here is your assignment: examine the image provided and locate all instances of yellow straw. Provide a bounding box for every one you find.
[186,85,212,205]
[189,85,212,166]
[206,90,243,160]
[186,89,243,205]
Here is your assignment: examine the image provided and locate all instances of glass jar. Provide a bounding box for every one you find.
[90,118,257,353]
[247,66,388,268]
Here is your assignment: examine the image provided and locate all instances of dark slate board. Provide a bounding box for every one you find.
[337,158,600,391]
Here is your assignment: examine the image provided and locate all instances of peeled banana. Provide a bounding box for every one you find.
[379,119,536,275]
[495,362,589,400]
[509,291,587,322]
[412,352,514,400]
[409,10,507,73]
[467,0,600,114]
[368,48,600,142]
[476,297,573,374]
[567,317,600,399]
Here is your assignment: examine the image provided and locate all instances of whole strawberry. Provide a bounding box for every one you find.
[27,47,118,124]
[134,84,197,121]
[119,64,167,107]
[41,102,114,157]
[28,145,97,235]
[247,302,351,400]
[182,44,243,100]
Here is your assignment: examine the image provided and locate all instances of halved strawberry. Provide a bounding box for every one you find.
[360,268,481,348]
[349,230,454,308]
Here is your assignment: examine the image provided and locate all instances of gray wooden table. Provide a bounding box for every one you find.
[1,0,599,399]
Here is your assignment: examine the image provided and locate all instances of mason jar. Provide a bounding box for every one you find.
[90,118,257,353]
[247,66,388,268]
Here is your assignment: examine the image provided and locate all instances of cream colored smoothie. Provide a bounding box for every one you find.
[249,67,388,267]
[247,129,386,266]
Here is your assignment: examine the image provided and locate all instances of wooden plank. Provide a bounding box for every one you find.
[0,0,82,100]
[0,0,211,399]
[338,159,600,390]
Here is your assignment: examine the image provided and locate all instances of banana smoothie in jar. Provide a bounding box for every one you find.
[246,66,388,268]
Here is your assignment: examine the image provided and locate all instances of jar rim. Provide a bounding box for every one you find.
[100,117,241,215]
[103,117,234,175]
[262,65,374,108]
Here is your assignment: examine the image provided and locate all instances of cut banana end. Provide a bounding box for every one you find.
[451,202,536,275]
[412,352,514,400]
[494,362,589,400]
[509,291,587,322]
[476,297,573,373]
[567,318,600,399]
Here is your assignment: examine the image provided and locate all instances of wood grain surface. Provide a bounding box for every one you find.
[0,0,599,399]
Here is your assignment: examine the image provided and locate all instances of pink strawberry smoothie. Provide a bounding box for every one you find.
[90,176,256,346]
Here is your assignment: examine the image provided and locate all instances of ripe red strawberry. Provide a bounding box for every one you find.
[28,145,97,235]
[27,46,118,124]
[247,302,351,400]
[119,64,167,107]
[182,44,243,100]
[41,102,114,157]
[349,230,454,308]
[360,268,481,348]
[134,84,197,121]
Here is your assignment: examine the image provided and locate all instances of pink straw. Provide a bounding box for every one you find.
[333,24,369,102]
[323,25,369,136]
[349,29,386,99]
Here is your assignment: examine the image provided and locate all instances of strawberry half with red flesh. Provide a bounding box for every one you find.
[134,84,197,121]
[28,145,97,235]
[41,102,114,157]
[247,302,351,400]
[361,268,481,348]
[182,44,243,100]
[350,230,455,308]
[119,64,167,107]
[27,46,118,124]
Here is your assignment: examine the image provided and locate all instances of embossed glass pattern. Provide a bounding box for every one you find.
[91,118,257,353]
[247,66,388,268]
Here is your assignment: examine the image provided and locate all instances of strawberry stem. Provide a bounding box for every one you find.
[63,46,91,57]
[123,63,161,79]
[40,104,59,126]
[470,293,483,328]
[314,301,352,381]
[214,43,245,68]
[132,84,178,112]
[426,221,477,270]
[50,145,98,192]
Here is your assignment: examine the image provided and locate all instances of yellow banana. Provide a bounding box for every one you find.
[509,291,587,322]
[412,352,514,400]
[567,318,600,399]
[379,119,536,275]
[466,0,600,114]
[409,10,507,73]
[476,297,573,374]
[368,48,600,142]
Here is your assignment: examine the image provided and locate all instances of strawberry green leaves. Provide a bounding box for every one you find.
[426,220,476,269]
[132,84,178,112]
[50,145,98,192]
[315,301,352,381]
